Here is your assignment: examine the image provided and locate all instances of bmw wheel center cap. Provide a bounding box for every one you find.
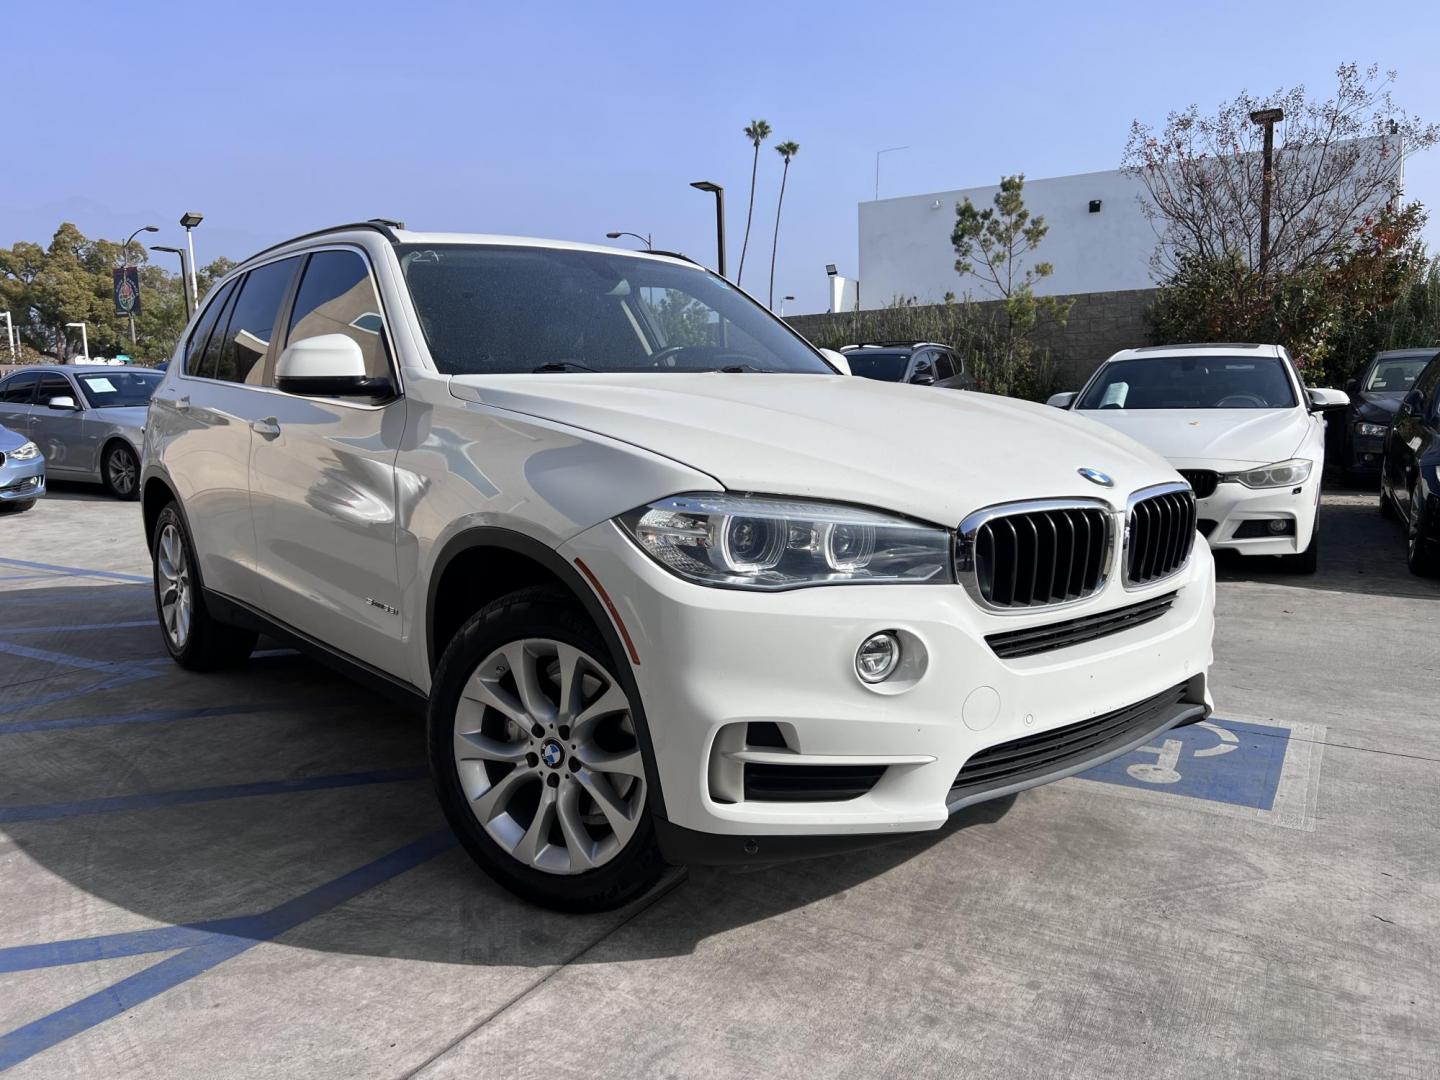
[541,740,565,768]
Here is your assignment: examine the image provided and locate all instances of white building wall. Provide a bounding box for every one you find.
[858,169,1162,308]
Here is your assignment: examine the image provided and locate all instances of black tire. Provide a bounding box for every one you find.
[0,499,36,513]
[102,441,140,500]
[1280,515,1319,574]
[151,504,257,670]
[1406,483,1439,578]
[1379,484,1399,521]
[427,585,666,912]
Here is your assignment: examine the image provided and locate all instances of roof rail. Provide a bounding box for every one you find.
[841,340,946,350]
[238,219,407,266]
[1131,342,1266,352]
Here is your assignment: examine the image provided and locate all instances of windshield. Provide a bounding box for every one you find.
[1364,354,1433,393]
[77,371,162,407]
[845,351,909,382]
[1077,356,1297,410]
[397,244,833,376]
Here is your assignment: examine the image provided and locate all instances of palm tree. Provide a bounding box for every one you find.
[737,119,771,285]
[769,140,800,310]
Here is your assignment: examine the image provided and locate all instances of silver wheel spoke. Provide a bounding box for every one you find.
[503,642,557,723]
[455,730,529,765]
[576,767,639,846]
[471,764,534,824]
[574,746,645,779]
[555,642,589,721]
[556,783,596,871]
[461,674,528,728]
[571,683,629,740]
[513,783,558,867]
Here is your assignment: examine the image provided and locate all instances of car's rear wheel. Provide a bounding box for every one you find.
[152,504,257,669]
[1406,482,1438,577]
[103,442,140,500]
[428,586,665,912]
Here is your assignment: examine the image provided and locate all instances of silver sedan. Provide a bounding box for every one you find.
[0,365,161,499]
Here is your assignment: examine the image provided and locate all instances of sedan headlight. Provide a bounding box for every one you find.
[7,441,40,462]
[1354,421,1388,439]
[1221,458,1313,488]
[617,493,952,590]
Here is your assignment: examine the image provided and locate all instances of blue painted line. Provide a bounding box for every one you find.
[0,574,69,582]
[0,924,217,974]
[0,767,428,823]
[0,621,154,635]
[0,702,300,736]
[0,669,161,716]
[0,829,456,1072]
[0,557,149,584]
[0,640,155,675]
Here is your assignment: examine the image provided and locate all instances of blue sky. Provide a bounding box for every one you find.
[5,0,1439,313]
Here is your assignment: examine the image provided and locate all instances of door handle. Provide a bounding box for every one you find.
[174,394,190,412]
[251,417,281,440]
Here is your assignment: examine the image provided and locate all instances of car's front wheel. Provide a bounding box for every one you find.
[152,504,258,669]
[1406,482,1438,577]
[103,442,140,500]
[428,586,665,912]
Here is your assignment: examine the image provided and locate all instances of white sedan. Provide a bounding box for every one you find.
[1049,344,1348,573]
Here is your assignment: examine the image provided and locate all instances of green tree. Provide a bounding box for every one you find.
[768,140,799,310]
[736,118,771,286]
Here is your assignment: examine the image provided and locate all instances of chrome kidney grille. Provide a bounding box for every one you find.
[957,500,1113,610]
[1125,484,1197,587]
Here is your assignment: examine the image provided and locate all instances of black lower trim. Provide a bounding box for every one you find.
[743,762,888,802]
[654,819,910,867]
[984,592,1177,659]
[204,590,427,709]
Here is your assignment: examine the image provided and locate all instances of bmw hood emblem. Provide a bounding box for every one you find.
[1077,467,1114,487]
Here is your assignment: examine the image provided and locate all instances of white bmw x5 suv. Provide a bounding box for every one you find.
[142,221,1216,910]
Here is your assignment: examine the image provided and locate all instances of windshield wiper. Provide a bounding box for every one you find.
[717,363,768,373]
[532,361,597,373]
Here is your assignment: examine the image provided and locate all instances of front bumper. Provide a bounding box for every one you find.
[0,459,45,502]
[1191,468,1321,556]
[561,519,1215,857]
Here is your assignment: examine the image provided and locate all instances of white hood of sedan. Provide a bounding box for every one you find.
[450,373,1181,526]
[1073,408,1307,470]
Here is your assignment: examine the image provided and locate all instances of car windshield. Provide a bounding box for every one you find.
[1364,355,1433,393]
[844,351,910,382]
[396,244,832,376]
[76,370,162,407]
[1077,356,1297,410]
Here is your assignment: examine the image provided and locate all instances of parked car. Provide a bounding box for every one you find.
[143,222,1216,911]
[1379,350,1440,575]
[1336,348,1438,480]
[0,422,45,512]
[1048,344,1349,573]
[840,341,974,390]
[0,365,161,499]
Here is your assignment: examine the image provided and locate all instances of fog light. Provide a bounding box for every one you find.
[1267,519,1288,534]
[855,632,901,683]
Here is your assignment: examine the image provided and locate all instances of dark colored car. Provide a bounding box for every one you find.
[1338,348,1437,480]
[1380,351,1440,575]
[840,341,975,390]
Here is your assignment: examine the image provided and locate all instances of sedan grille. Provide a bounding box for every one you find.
[962,503,1111,609]
[1179,469,1218,499]
[1125,486,1197,587]
[985,592,1177,659]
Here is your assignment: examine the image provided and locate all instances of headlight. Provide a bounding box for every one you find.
[8,441,40,462]
[617,493,952,590]
[1221,458,1313,488]
[1354,422,1387,439]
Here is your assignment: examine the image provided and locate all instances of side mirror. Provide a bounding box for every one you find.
[275,334,390,398]
[818,348,851,376]
[1307,387,1350,411]
[1345,377,1358,392]
[910,367,936,386]
[1400,388,1423,415]
[47,395,78,411]
[1046,391,1077,409]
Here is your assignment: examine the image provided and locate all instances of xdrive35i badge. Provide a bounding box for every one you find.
[1077,467,1114,487]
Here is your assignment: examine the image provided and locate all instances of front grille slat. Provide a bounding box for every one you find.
[967,503,1111,610]
[1125,486,1196,587]
[985,592,1177,659]
[1179,469,1218,499]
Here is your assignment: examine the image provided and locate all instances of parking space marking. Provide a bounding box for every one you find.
[1,621,154,635]
[0,702,305,736]
[0,766,429,823]
[1072,714,1326,830]
[0,670,161,715]
[0,829,457,1072]
[0,556,150,584]
[0,640,156,675]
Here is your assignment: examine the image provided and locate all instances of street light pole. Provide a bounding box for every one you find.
[65,322,89,362]
[874,146,909,201]
[1249,108,1283,280]
[180,212,204,314]
[151,246,193,314]
[121,225,159,348]
[780,295,795,317]
[605,231,653,250]
[689,181,726,279]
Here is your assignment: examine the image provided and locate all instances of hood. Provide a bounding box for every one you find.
[0,424,30,452]
[449,373,1180,526]
[1353,392,1402,424]
[1074,407,1307,469]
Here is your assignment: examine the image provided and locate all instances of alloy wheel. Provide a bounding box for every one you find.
[1409,485,1424,560]
[107,446,137,497]
[156,522,192,649]
[453,638,645,875]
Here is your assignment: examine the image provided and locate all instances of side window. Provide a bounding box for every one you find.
[0,372,40,403]
[285,250,390,379]
[911,352,936,382]
[35,374,75,407]
[184,278,237,376]
[1417,359,1440,416]
[216,257,301,384]
[932,349,955,380]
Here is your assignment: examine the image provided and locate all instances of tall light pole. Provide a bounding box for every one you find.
[65,322,89,362]
[1249,108,1283,280]
[780,295,795,316]
[874,145,909,201]
[180,211,204,315]
[605,231,653,250]
[151,245,194,314]
[120,225,158,348]
[689,181,726,279]
[0,310,14,360]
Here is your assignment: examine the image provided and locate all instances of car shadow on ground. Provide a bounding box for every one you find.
[1,581,1013,969]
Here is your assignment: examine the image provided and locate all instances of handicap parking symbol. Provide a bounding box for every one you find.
[1079,717,1292,811]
